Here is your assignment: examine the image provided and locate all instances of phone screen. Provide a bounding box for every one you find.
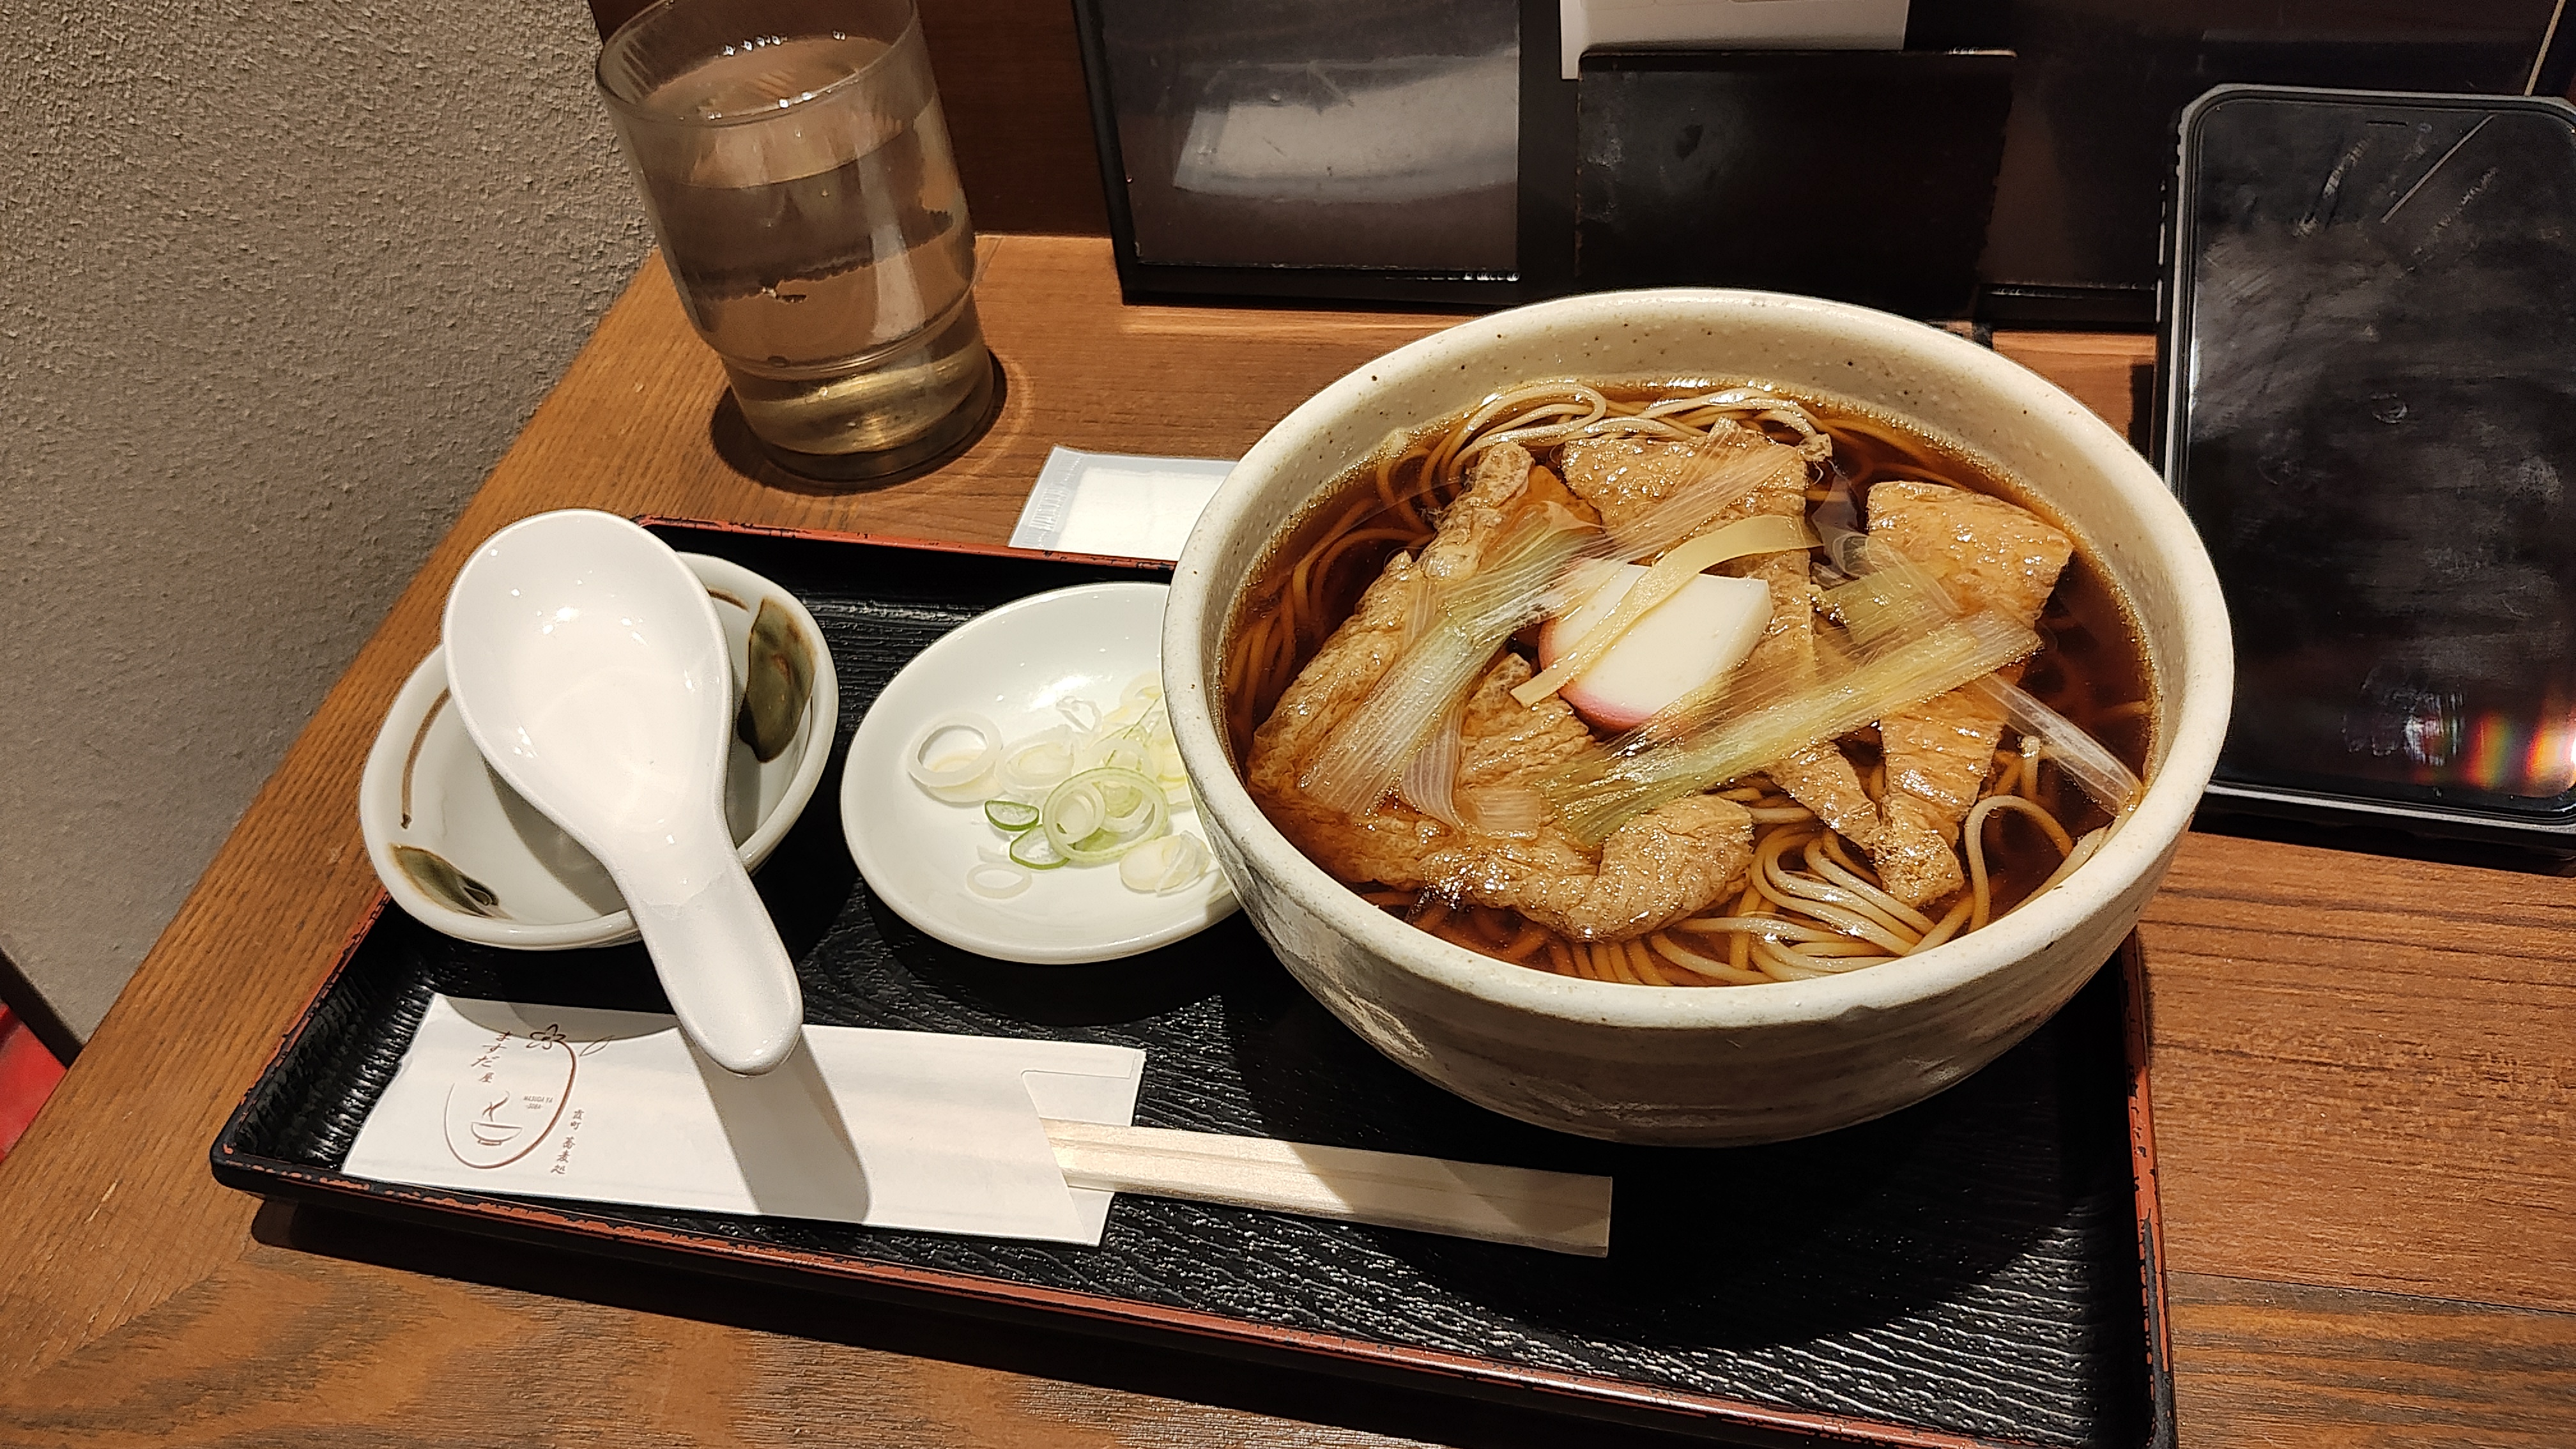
[2173,91,2576,822]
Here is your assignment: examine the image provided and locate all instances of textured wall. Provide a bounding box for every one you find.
[0,0,650,1036]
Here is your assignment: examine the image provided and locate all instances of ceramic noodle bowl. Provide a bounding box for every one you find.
[1162,289,2232,1146]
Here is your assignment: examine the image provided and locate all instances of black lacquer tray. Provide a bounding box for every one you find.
[213,521,2177,1449]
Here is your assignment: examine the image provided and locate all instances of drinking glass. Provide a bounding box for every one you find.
[597,0,994,480]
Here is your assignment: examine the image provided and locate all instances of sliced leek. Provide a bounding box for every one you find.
[905,712,1002,802]
[1118,834,1211,894]
[1548,613,2043,844]
[1042,767,1170,866]
[983,799,1041,832]
[1300,512,1593,815]
[920,675,1213,896]
[1007,829,1068,870]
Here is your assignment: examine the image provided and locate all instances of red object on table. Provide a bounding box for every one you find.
[0,1005,67,1162]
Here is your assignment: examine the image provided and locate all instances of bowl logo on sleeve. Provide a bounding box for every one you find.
[443,1025,584,1169]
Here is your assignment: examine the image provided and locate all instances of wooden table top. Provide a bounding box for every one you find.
[2,235,2568,1448]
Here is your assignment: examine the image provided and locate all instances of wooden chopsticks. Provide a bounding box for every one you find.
[1041,1119,1613,1257]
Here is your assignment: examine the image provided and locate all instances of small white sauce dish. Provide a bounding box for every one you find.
[841,581,1238,964]
[359,551,839,949]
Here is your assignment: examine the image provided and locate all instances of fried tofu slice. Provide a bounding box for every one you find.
[1862,481,2073,905]
[1428,657,1752,941]
[1557,425,1802,530]
[1866,480,2073,627]
[1246,442,1753,943]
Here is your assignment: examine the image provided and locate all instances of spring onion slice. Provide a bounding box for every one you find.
[1457,783,1545,836]
[1437,506,1597,638]
[1052,774,1105,837]
[1397,702,1465,827]
[983,799,1041,832]
[1131,700,1193,806]
[967,849,1034,900]
[906,712,1002,802]
[1083,723,1158,778]
[1119,834,1209,894]
[915,673,1209,896]
[1042,767,1170,865]
[999,728,1078,797]
[1007,829,1068,870]
[1625,562,1961,746]
[1121,673,1164,716]
[1299,616,1499,817]
[1964,678,2142,814]
[1818,533,2141,814]
[1101,783,1159,834]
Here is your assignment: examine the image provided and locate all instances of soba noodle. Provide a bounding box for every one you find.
[1226,379,2149,986]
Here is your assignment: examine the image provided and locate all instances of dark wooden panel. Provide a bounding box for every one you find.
[2168,1272,2576,1448]
[587,0,654,38]
[585,0,1110,236]
[917,0,1111,236]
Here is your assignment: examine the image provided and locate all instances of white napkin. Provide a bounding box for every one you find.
[343,995,1144,1245]
[1009,447,1234,562]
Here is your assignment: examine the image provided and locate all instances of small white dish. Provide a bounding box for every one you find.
[841,581,1238,964]
[360,551,838,950]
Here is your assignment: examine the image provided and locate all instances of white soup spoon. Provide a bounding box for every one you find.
[442,509,804,1075]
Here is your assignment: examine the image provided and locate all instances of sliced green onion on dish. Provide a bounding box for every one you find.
[1041,767,1169,865]
[999,728,1077,795]
[966,850,1033,900]
[1007,829,1068,870]
[1084,724,1156,778]
[1121,673,1163,717]
[1100,778,1160,834]
[1049,779,1105,840]
[905,712,1002,802]
[1118,833,1210,894]
[1056,696,1103,737]
[983,799,1041,832]
[925,673,1212,901]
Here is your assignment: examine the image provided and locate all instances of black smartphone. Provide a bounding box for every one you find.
[2165,84,2576,844]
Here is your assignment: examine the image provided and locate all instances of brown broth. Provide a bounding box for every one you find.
[1222,381,2156,982]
